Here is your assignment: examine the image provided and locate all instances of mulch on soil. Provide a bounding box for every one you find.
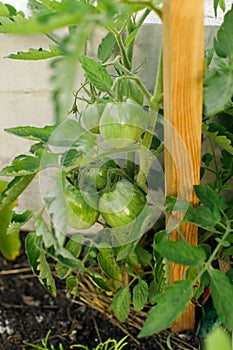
[0,233,203,350]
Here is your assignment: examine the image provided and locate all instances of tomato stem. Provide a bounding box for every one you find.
[137,50,163,186]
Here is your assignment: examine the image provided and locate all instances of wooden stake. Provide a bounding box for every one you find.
[163,0,204,332]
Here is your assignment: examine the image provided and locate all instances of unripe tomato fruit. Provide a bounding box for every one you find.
[99,180,146,228]
[80,159,118,191]
[65,183,99,229]
[82,103,105,134]
[99,101,149,148]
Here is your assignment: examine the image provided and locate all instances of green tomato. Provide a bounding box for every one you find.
[99,180,146,228]
[99,101,149,148]
[80,159,118,190]
[66,183,99,229]
[82,103,106,134]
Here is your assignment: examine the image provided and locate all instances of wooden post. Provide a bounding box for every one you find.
[163,0,204,332]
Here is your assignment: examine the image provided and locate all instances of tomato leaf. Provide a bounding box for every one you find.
[66,276,79,297]
[0,2,11,16]
[203,123,233,155]
[0,175,35,210]
[214,6,233,59]
[0,181,20,260]
[5,125,56,143]
[0,154,41,176]
[153,240,207,266]
[111,288,131,322]
[98,248,122,282]
[138,280,193,337]
[194,184,227,212]
[56,234,83,279]
[209,269,233,331]
[204,68,233,116]
[184,205,220,230]
[7,45,62,60]
[35,210,57,249]
[81,55,113,93]
[135,245,152,267]
[7,209,33,235]
[47,119,96,150]
[25,232,56,296]
[97,32,116,63]
[133,279,149,311]
[87,269,114,292]
[55,248,84,271]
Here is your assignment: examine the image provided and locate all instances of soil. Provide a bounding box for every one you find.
[0,233,203,350]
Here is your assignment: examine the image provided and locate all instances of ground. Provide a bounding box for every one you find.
[0,234,203,350]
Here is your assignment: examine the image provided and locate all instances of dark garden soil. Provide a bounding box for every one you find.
[0,233,203,350]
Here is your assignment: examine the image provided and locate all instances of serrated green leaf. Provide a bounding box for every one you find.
[25,232,56,296]
[56,247,84,271]
[25,232,41,275]
[214,6,233,59]
[194,184,227,213]
[87,269,114,292]
[98,248,122,281]
[0,175,35,210]
[35,210,57,248]
[204,69,233,116]
[47,118,96,149]
[116,239,139,261]
[7,208,33,235]
[66,276,79,297]
[133,279,149,311]
[154,240,207,266]
[44,171,66,246]
[203,123,233,155]
[37,252,57,296]
[111,288,131,322]
[0,180,20,260]
[0,154,41,176]
[184,205,220,230]
[7,45,62,60]
[209,269,233,331]
[138,280,192,337]
[81,56,113,93]
[0,2,10,16]
[28,0,61,13]
[5,125,56,143]
[0,2,96,34]
[97,32,116,63]
[56,234,83,279]
[135,245,152,267]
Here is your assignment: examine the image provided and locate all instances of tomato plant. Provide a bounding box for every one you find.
[0,0,232,344]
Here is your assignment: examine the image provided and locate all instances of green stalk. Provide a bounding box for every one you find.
[137,50,163,187]
[127,8,151,64]
[194,220,233,285]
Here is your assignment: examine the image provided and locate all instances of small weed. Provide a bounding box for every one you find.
[24,331,128,350]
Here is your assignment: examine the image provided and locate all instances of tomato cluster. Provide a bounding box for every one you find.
[65,100,149,231]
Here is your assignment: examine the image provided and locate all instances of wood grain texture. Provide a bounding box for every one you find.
[163,0,204,332]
